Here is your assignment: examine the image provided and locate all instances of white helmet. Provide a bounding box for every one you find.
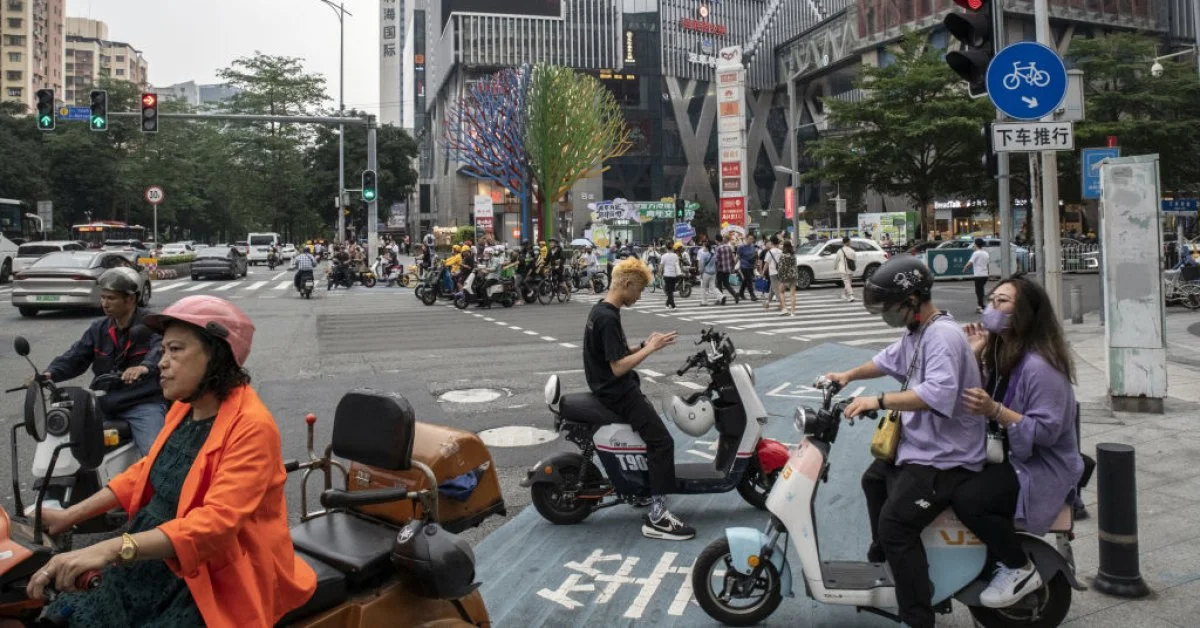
[664,395,715,437]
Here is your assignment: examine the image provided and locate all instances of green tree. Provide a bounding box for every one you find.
[525,64,631,241]
[803,35,994,233]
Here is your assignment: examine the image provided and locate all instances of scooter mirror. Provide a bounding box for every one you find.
[24,383,48,442]
[14,336,30,357]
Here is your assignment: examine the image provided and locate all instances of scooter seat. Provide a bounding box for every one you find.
[290,512,397,587]
[275,552,347,626]
[102,420,132,442]
[559,393,624,425]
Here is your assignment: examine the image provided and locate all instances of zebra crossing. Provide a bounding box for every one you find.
[575,289,904,347]
[150,278,409,299]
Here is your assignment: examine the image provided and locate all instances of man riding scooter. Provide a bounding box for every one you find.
[583,257,693,540]
[32,268,166,456]
[292,246,318,294]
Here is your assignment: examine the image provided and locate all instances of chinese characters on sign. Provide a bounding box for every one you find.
[679,18,727,35]
[716,48,747,215]
[991,122,1074,153]
[719,197,745,226]
[1161,198,1199,213]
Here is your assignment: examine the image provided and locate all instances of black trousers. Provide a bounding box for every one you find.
[952,462,1026,569]
[664,276,678,307]
[603,393,676,495]
[974,276,988,308]
[737,268,757,299]
[862,460,974,628]
[716,272,739,300]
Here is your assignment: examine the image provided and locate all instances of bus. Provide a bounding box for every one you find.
[1,198,41,283]
[71,221,148,249]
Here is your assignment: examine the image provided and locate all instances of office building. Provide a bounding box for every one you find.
[0,0,65,111]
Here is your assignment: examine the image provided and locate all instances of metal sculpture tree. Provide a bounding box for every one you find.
[441,67,534,239]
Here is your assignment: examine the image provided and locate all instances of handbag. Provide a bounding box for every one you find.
[869,316,938,463]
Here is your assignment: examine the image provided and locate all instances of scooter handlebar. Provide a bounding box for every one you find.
[4,385,26,394]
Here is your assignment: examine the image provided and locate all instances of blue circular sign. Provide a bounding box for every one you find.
[985,42,1068,121]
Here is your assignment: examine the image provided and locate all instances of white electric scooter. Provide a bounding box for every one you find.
[691,378,1083,627]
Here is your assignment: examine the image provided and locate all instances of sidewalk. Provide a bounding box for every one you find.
[1059,310,1200,626]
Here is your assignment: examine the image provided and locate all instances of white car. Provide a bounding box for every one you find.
[13,241,86,274]
[161,242,195,256]
[281,244,297,260]
[793,238,890,289]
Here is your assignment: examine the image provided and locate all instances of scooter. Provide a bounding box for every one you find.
[268,251,281,270]
[416,263,457,306]
[4,337,140,549]
[523,328,790,524]
[296,271,315,299]
[691,378,1082,627]
[454,268,514,309]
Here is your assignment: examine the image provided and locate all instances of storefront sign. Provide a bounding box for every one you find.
[624,31,636,65]
[717,87,739,103]
[589,199,698,224]
[722,177,742,192]
[721,162,741,177]
[474,195,494,235]
[719,197,745,226]
[718,101,740,117]
[680,18,727,35]
[687,52,719,67]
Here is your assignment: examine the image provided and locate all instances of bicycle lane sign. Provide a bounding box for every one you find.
[985,42,1068,121]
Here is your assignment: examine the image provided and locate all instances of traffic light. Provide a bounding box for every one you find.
[140,93,159,134]
[944,0,994,97]
[35,89,55,131]
[361,170,378,202]
[89,90,108,131]
[674,198,686,221]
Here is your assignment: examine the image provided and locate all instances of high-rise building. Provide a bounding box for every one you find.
[379,0,415,129]
[0,0,65,111]
[63,18,149,105]
[154,79,241,109]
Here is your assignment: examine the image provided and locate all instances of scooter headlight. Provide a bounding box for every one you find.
[793,406,807,434]
[46,407,71,437]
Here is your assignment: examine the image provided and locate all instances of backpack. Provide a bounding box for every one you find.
[840,248,857,272]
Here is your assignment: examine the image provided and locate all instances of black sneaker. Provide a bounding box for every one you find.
[641,510,696,540]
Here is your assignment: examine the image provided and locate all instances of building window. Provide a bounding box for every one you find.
[5,71,20,81]
[7,87,21,98]
[6,18,21,28]
[116,69,125,76]
[7,0,23,11]
[2,34,27,46]
[116,55,125,62]
[7,52,20,62]
[66,90,73,99]
[65,49,73,56]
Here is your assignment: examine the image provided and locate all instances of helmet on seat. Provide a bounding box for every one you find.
[97,267,141,296]
[664,394,715,437]
[862,256,934,315]
[391,520,478,600]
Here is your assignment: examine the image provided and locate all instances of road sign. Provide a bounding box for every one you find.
[991,121,1074,152]
[55,106,90,121]
[144,185,165,205]
[1161,198,1199,213]
[986,42,1068,121]
[673,222,695,241]
[36,200,52,232]
[1081,147,1120,199]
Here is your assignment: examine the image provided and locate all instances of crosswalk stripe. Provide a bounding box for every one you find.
[274,281,291,290]
[271,271,288,281]
[733,313,880,330]
[793,327,904,341]
[755,320,893,335]
[154,282,187,293]
[244,281,268,291]
[181,282,208,292]
[213,281,242,291]
[842,336,898,346]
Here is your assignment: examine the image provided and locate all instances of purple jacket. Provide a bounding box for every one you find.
[1004,352,1084,535]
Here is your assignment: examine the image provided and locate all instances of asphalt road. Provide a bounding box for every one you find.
[0,264,1103,545]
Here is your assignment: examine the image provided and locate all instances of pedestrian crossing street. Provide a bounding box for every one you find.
[575,289,904,347]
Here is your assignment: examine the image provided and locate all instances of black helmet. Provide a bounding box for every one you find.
[391,520,478,599]
[863,256,933,315]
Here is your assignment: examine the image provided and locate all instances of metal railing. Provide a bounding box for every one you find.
[1027,242,1101,274]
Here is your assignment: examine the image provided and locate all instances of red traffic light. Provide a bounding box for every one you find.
[953,0,984,9]
[141,94,157,107]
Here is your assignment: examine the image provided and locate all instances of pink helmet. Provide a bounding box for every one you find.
[145,295,256,366]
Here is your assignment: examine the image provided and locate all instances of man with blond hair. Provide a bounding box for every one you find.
[583,257,694,540]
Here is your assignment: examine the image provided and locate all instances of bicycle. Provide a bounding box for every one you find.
[1002,62,1051,90]
[1163,266,1200,310]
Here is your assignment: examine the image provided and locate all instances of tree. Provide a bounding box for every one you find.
[1057,33,1200,200]
[309,113,419,231]
[803,35,994,234]
[525,64,631,241]
[441,68,533,238]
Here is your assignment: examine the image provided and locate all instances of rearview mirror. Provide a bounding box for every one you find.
[14,336,30,357]
[24,384,47,442]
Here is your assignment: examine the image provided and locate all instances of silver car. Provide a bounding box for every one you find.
[11,251,151,318]
[13,240,87,274]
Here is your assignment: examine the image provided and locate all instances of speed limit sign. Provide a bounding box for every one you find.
[144,185,165,205]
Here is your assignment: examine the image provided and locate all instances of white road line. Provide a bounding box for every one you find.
[760,320,893,335]
[271,271,288,281]
[495,321,507,326]
[484,317,495,322]
[541,336,557,342]
[182,282,208,292]
[523,330,538,335]
[243,281,268,291]
[153,282,186,292]
[792,327,904,341]
[676,381,706,391]
[213,281,242,292]
[509,326,523,330]
[843,337,895,346]
[560,342,579,349]
[274,281,291,290]
[638,369,665,378]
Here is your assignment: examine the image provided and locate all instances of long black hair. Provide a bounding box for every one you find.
[170,321,252,403]
[984,276,1074,383]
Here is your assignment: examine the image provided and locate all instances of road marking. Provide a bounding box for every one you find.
[213,281,242,291]
[154,282,186,292]
[676,381,706,391]
[509,326,523,330]
[495,321,508,326]
[791,327,903,341]
[484,317,495,322]
[560,342,579,349]
[271,271,288,280]
[537,368,584,375]
[274,281,291,290]
[541,336,557,342]
[244,281,268,291]
[182,283,208,292]
[638,369,664,378]
[524,330,538,335]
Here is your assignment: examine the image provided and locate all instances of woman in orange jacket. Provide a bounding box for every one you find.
[27,295,315,627]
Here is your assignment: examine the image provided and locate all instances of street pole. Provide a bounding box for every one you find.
[153,204,158,249]
[993,0,1013,277]
[316,0,351,244]
[788,81,802,239]
[1035,0,1064,314]
[367,115,379,267]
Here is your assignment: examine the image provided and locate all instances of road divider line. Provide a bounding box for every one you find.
[484,317,495,322]
[541,336,557,342]
[523,330,538,335]
[560,342,578,349]
[154,282,186,292]
[509,326,523,330]
[638,369,664,378]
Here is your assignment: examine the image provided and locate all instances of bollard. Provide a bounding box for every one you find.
[1092,443,1151,598]
[1070,283,1084,324]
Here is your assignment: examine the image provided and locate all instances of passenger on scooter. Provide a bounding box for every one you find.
[952,277,1083,608]
[34,268,166,456]
[28,296,316,626]
[292,247,318,293]
[583,257,695,540]
[823,256,985,628]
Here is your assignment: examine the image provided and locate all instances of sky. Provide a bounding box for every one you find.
[67,0,382,115]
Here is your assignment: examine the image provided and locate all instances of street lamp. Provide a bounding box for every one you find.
[316,0,352,244]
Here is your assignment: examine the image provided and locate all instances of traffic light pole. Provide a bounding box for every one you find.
[993,0,1014,279]
[1035,0,1064,316]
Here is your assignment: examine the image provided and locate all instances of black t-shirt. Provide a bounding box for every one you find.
[583,302,639,403]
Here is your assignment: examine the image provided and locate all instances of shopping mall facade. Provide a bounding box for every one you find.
[392,0,1196,242]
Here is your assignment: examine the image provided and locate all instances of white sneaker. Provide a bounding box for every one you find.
[979,561,1043,608]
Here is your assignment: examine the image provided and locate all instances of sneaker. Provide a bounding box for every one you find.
[641,510,696,541]
[980,561,1043,608]
[631,496,652,508]
[847,296,856,302]
[976,306,984,314]
[720,297,727,306]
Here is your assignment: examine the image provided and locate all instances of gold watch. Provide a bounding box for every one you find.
[117,533,139,564]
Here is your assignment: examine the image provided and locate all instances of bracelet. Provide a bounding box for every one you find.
[989,401,1005,421]
[877,393,886,411]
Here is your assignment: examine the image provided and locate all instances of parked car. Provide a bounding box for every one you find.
[13,241,86,274]
[161,242,195,256]
[191,246,248,280]
[11,251,151,318]
[793,238,890,289]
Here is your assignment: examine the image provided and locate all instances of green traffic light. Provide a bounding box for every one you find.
[91,117,106,128]
[363,190,377,201]
[39,115,52,127]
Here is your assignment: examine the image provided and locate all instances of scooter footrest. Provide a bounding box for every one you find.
[820,561,893,590]
[674,463,726,481]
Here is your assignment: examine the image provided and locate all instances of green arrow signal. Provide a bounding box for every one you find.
[39,115,52,127]
[91,117,106,128]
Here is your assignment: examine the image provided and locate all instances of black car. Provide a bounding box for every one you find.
[191,246,248,280]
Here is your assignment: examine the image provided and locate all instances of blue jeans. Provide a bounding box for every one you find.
[121,401,168,456]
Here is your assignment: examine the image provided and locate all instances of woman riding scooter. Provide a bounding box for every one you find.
[28,296,316,626]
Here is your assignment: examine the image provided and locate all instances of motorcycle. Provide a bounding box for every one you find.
[677,266,697,299]
[327,261,377,290]
[297,271,315,299]
[523,328,789,524]
[691,378,1082,627]
[415,264,456,306]
[268,251,280,270]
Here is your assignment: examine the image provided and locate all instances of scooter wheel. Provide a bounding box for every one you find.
[968,573,1072,628]
[420,288,438,306]
[679,282,693,299]
[530,466,594,525]
[501,294,516,308]
[736,461,779,510]
[692,538,783,626]
[363,276,377,288]
[454,295,468,309]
